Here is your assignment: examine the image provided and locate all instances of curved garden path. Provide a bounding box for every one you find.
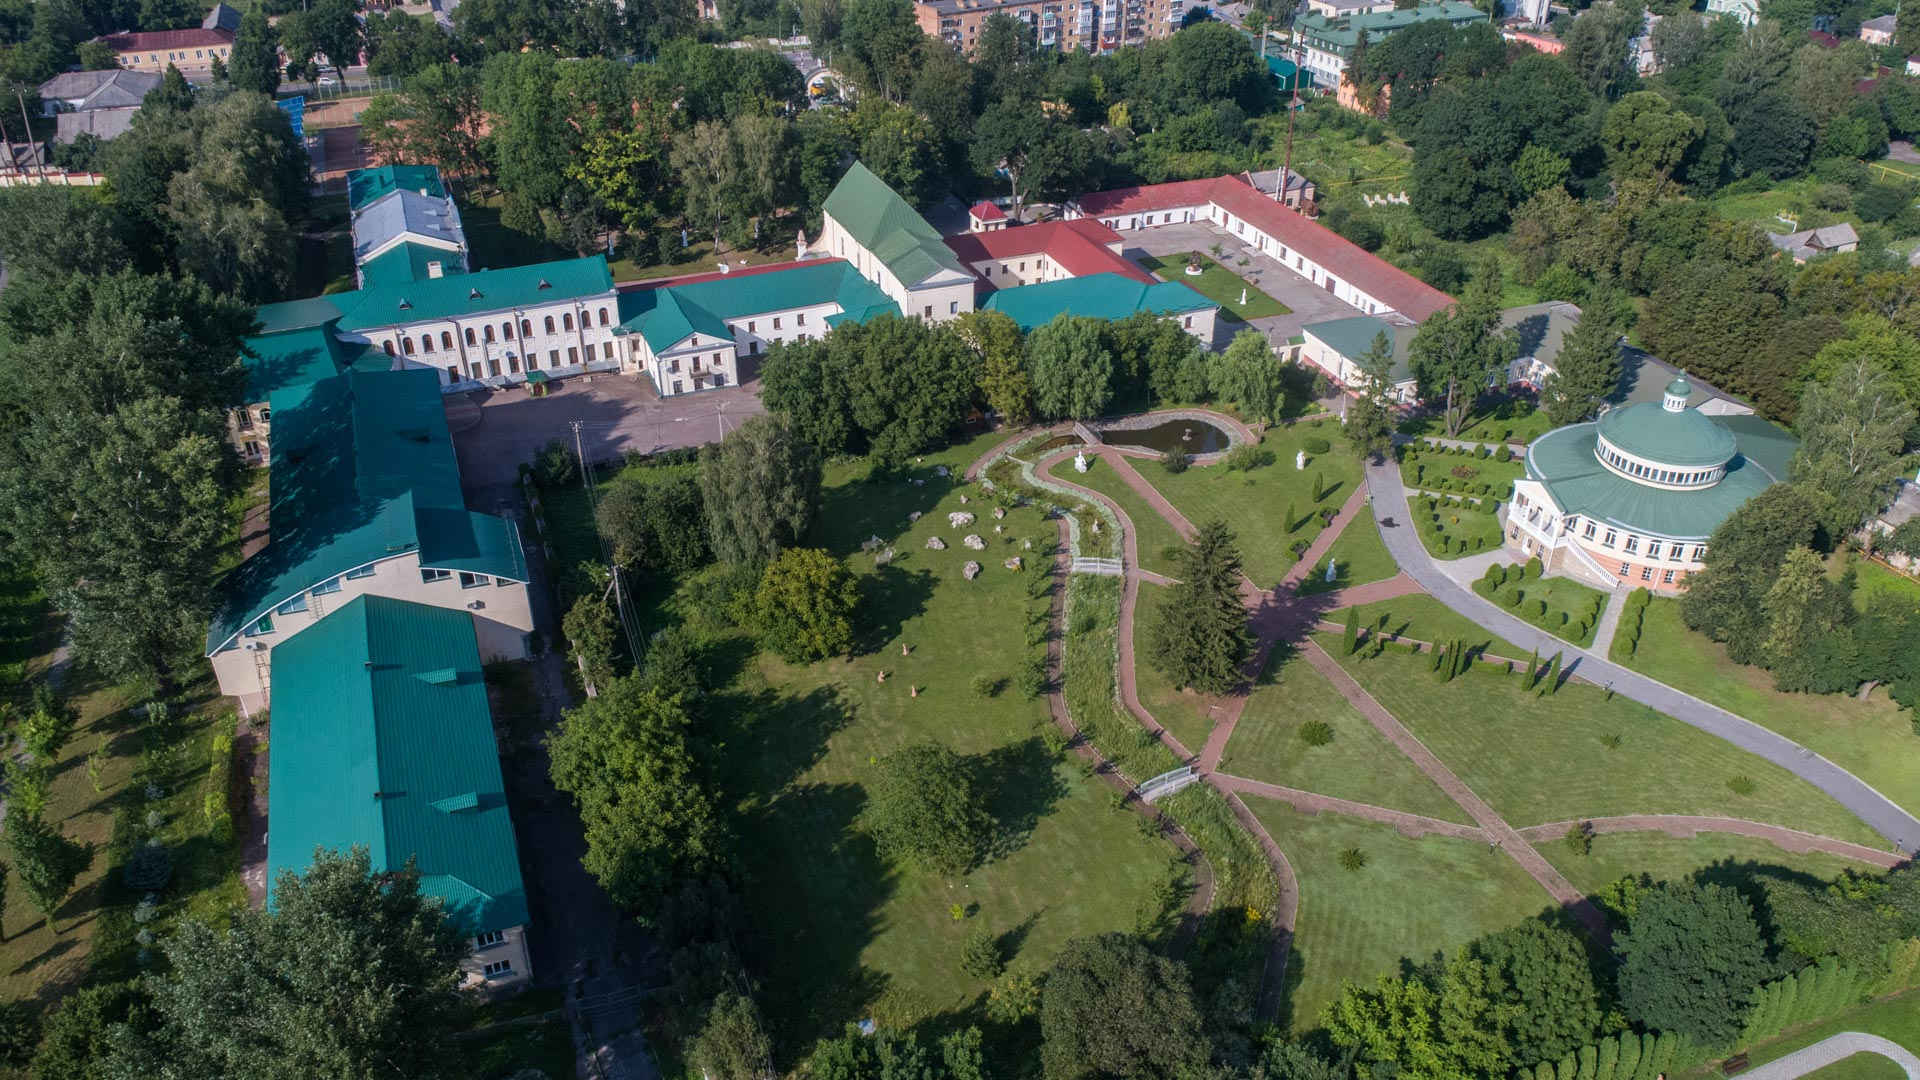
[1734,1034,1920,1080]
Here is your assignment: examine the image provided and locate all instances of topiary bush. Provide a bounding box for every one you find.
[1299,720,1334,747]
[1302,436,1331,455]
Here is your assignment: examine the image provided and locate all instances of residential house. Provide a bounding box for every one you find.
[96,5,237,73]
[913,0,1181,53]
[1242,167,1318,209]
[1067,173,1456,321]
[1705,0,1759,25]
[1767,222,1859,262]
[968,201,1009,232]
[1305,0,1397,16]
[207,361,533,711]
[1861,13,1897,44]
[267,594,532,988]
[1299,315,1419,401]
[37,70,161,143]
[1907,54,1920,75]
[1292,2,1487,91]
[819,161,979,322]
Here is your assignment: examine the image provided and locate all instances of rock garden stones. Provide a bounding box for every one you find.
[963,534,986,550]
[963,561,982,580]
[926,536,947,550]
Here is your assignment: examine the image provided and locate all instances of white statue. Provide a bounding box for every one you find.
[1239,287,1248,305]
[1074,451,1090,473]
[1325,558,1337,584]
[1295,449,1306,470]
[795,228,807,260]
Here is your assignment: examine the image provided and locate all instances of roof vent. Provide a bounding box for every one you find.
[537,278,552,290]
[469,287,483,301]
[415,666,458,685]
[397,298,412,310]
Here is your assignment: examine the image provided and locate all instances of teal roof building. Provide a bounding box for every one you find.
[267,594,528,936]
[981,273,1217,331]
[613,260,897,353]
[1509,376,1796,593]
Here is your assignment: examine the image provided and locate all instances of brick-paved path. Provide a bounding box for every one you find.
[1213,774,1488,841]
[1514,816,1908,869]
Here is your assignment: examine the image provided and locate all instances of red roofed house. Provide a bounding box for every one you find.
[943,218,1153,292]
[968,201,1008,232]
[1065,173,1455,323]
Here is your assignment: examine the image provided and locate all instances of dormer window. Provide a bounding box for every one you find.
[537,278,552,290]
[469,288,483,301]
[398,299,412,310]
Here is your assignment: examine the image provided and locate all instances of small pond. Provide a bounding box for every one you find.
[1024,434,1085,457]
[1100,419,1232,455]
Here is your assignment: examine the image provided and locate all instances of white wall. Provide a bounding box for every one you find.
[822,211,976,323]
[209,549,535,701]
[458,924,533,988]
[347,291,622,386]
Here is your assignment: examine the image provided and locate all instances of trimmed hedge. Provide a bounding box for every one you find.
[204,712,238,847]
[1514,1031,1700,1080]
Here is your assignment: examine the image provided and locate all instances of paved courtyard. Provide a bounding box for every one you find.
[448,367,766,492]
[1119,220,1367,348]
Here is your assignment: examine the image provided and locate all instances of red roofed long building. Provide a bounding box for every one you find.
[1066,173,1455,322]
[943,218,1154,293]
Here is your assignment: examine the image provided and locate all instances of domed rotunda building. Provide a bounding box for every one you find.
[1506,376,1798,594]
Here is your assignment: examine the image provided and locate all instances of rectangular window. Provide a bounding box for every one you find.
[459,572,488,589]
[421,568,452,584]
[236,409,253,431]
[1645,541,1661,560]
[550,350,560,366]
[1603,529,1617,548]
[1582,521,1596,540]
[772,317,782,329]
[1624,536,1639,554]
[487,359,499,377]
[568,347,579,364]
[950,301,960,314]
[603,342,613,359]
[1662,569,1675,584]
[797,313,806,325]
[275,594,308,615]
[672,380,683,394]
[1641,566,1654,581]
[923,305,932,318]
[1692,545,1707,561]
[475,930,506,949]
[246,614,274,636]
[482,959,514,978]
[311,577,342,596]
[346,564,377,580]
[748,321,756,332]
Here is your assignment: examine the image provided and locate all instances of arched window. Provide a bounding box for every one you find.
[544,315,556,334]
[521,319,532,337]
[598,307,609,326]
[441,331,453,350]
[421,335,435,353]
[484,325,495,343]
[383,341,396,356]
[464,327,476,346]
[503,322,515,340]
[563,312,574,331]
[402,337,416,355]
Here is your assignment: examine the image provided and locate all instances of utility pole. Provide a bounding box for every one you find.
[14,88,40,173]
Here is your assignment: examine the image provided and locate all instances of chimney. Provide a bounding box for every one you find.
[427,260,444,278]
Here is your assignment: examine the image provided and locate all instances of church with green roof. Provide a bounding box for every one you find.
[1507,376,1798,593]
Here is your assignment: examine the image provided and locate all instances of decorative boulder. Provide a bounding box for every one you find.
[1004,557,1023,571]
[993,506,1006,520]
[959,494,970,504]
[908,511,922,523]
[963,561,982,580]
[935,465,950,477]
[926,536,947,550]
[948,511,975,528]
[963,534,987,550]
[993,525,1003,533]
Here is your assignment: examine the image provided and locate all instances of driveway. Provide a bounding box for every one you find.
[1365,458,1920,854]
[1121,220,1366,348]
[1736,1034,1920,1080]
[449,370,766,492]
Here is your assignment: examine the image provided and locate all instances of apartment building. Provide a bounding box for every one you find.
[913,0,1180,53]
[1294,1,1487,88]
[96,4,240,73]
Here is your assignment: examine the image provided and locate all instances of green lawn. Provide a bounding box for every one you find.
[1804,1054,1911,1080]
[1318,633,1888,847]
[457,990,575,1079]
[1847,555,1920,613]
[1398,400,1555,446]
[1296,506,1400,597]
[1618,596,1920,821]
[1711,175,1855,232]
[1409,492,1506,560]
[1219,647,1470,824]
[1543,830,1865,897]
[1068,459,1186,580]
[1245,799,1550,1032]
[1138,253,1291,321]
[1400,445,1526,501]
[1471,567,1607,648]
[1678,991,1920,1079]
[1142,421,1360,588]
[1134,582,1218,755]
[708,432,1184,1050]
[1326,592,1528,659]
[1252,104,1414,193]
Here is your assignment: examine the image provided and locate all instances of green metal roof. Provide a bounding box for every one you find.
[1296,1,1487,55]
[1597,400,1739,467]
[1301,315,1416,383]
[267,594,528,935]
[614,260,899,352]
[358,241,467,291]
[981,274,1216,331]
[207,367,526,653]
[1525,418,1793,540]
[243,325,359,403]
[253,296,346,335]
[821,160,970,287]
[347,164,448,211]
[333,256,614,332]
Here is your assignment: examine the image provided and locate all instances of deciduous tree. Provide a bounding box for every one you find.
[1026,314,1113,420]
[1210,330,1286,423]
[698,415,822,567]
[1613,880,1773,1047]
[1408,263,1515,437]
[1790,357,1916,538]
[752,548,858,662]
[226,8,280,96]
[1039,934,1209,1079]
[1681,483,1823,665]
[957,310,1033,426]
[863,742,991,877]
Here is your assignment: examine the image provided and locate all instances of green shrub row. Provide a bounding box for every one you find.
[1740,958,1874,1047]
[204,711,239,847]
[1476,563,1604,645]
[1410,464,1503,498]
[1618,587,1652,658]
[1514,1030,1698,1080]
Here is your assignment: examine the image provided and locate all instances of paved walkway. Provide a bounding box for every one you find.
[1514,816,1909,868]
[1214,774,1488,841]
[1366,458,1920,854]
[1588,588,1631,660]
[1734,1033,1920,1080]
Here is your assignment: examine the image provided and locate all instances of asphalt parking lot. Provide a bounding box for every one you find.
[447,368,767,492]
[1120,220,1365,347]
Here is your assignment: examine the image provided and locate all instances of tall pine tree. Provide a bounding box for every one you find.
[1143,520,1252,694]
[1540,289,1625,426]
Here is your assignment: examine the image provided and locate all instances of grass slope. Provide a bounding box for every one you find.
[1296,506,1399,597]
[1143,421,1359,588]
[1544,830,1866,897]
[1246,799,1550,1032]
[1327,593,1529,659]
[1068,460,1186,580]
[1678,992,1920,1080]
[1219,647,1470,825]
[1618,597,1920,821]
[1318,633,1886,847]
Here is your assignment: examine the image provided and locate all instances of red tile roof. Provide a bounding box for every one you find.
[969,201,1007,221]
[101,26,233,51]
[1071,174,1456,322]
[943,219,1154,286]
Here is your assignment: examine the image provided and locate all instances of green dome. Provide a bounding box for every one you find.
[1666,375,1693,399]
[1596,400,1738,469]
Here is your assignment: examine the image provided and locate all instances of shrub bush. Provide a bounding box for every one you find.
[1496,445,1512,462]
[1524,556,1542,579]
[1338,847,1367,871]
[1299,720,1334,747]
[971,674,1004,697]
[1728,774,1757,796]
[1018,655,1049,699]
[961,927,1004,978]
[1224,445,1274,471]
[1302,436,1331,455]
[1161,448,1190,473]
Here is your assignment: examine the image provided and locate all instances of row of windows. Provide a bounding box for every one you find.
[1617,562,1681,585]
[242,565,508,638]
[1575,518,1704,562]
[448,342,612,380]
[387,307,611,357]
[726,313,807,336]
[1596,443,1718,486]
[142,46,227,63]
